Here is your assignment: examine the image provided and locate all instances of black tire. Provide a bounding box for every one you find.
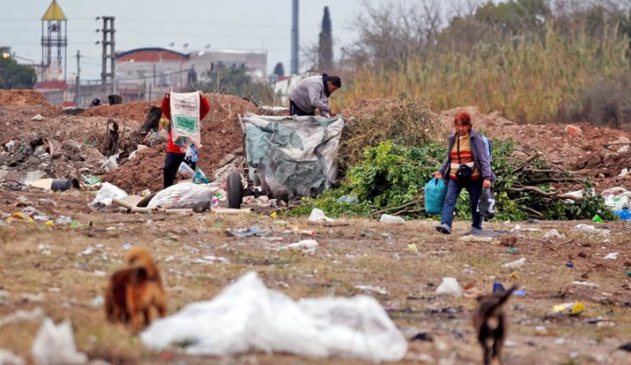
[227,171,243,209]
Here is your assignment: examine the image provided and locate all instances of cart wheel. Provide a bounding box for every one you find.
[227,171,243,209]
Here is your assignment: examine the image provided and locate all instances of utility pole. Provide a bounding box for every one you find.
[99,16,116,97]
[75,50,80,107]
[291,0,299,75]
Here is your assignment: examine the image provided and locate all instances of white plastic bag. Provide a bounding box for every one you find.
[308,208,334,223]
[147,182,213,209]
[601,187,631,211]
[90,182,128,207]
[31,318,88,365]
[170,92,201,147]
[140,272,408,362]
[435,277,462,297]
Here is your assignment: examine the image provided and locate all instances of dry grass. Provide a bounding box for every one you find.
[0,210,630,365]
[337,26,631,126]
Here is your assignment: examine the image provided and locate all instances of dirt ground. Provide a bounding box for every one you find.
[1,189,631,365]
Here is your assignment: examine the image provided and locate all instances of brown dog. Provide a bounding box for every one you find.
[472,284,517,365]
[104,246,166,332]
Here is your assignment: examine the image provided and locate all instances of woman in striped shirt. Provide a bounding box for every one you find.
[433,111,496,234]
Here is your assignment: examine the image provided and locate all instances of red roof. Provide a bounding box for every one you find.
[117,48,189,63]
[35,80,69,90]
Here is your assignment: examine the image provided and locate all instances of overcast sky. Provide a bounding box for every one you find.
[0,0,389,80]
[1,0,502,81]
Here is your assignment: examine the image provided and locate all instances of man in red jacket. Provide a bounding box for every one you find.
[160,90,211,189]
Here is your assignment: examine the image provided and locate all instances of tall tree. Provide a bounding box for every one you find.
[318,6,334,71]
[0,57,36,89]
[273,62,285,77]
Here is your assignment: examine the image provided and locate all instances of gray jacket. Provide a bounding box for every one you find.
[289,76,332,116]
[439,129,497,182]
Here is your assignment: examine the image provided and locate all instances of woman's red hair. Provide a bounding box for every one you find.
[454,111,472,127]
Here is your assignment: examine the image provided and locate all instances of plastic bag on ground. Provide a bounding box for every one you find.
[147,182,213,210]
[601,187,631,211]
[424,178,446,215]
[308,208,334,223]
[380,214,405,224]
[90,182,128,207]
[477,187,496,218]
[140,272,408,362]
[31,318,88,365]
[0,348,24,365]
[435,277,462,297]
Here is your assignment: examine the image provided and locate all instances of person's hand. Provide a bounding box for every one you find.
[483,179,491,188]
[329,110,337,117]
[432,172,443,179]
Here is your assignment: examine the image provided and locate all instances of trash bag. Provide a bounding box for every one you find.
[424,178,446,215]
[139,272,408,362]
[477,187,496,219]
[147,182,213,209]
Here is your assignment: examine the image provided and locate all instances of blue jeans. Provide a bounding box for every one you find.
[441,177,484,230]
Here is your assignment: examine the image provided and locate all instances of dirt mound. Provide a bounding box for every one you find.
[103,93,257,193]
[0,90,48,106]
[81,101,157,122]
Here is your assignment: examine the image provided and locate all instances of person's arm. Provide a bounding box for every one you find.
[161,92,171,120]
[307,82,331,114]
[199,93,210,120]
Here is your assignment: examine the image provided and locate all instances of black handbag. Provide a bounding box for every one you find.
[455,135,474,181]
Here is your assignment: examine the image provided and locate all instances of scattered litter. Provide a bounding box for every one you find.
[300,230,315,237]
[510,271,519,280]
[54,216,72,225]
[122,243,132,251]
[308,208,334,223]
[337,195,359,204]
[91,296,104,308]
[286,240,319,254]
[379,214,405,224]
[592,214,604,223]
[139,272,408,362]
[410,333,434,342]
[604,252,619,260]
[354,285,389,295]
[31,318,88,365]
[31,114,44,121]
[534,326,549,336]
[574,224,610,236]
[572,281,600,288]
[0,348,25,365]
[552,302,584,316]
[408,244,418,253]
[90,182,128,208]
[508,247,518,253]
[435,277,462,298]
[225,226,262,238]
[502,257,526,269]
[459,235,492,242]
[147,182,213,210]
[566,261,574,268]
[22,293,45,302]
[79,247,94,256]
[38,244,51,256]
[492,282,506,293]
[0,307,44,328]
[544,229,566,239]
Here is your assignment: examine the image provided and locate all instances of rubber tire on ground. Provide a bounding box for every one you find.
[227,171,243,209]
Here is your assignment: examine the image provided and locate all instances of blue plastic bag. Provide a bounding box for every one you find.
[425,178,447,214]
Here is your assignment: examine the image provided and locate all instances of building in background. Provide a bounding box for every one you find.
[35,0,69,105]
[111,47,268,102]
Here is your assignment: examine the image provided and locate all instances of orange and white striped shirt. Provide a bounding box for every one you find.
[449,133,481,180]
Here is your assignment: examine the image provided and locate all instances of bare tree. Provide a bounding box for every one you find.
[346,0,448,69]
